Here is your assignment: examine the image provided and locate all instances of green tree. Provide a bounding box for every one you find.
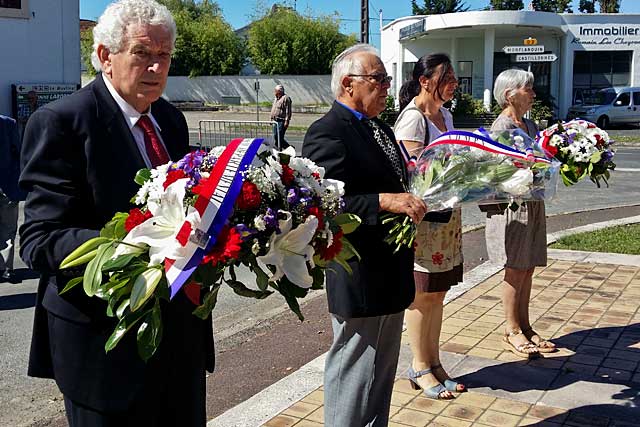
[598,0,620,12]
[80,27,96,76]
[577,0,620,12]
[531,0,572,12]
[411,0,469,15]
[247,8,357,74]
[579,0,596,12]
[158,0,245,76]
[489,0,525,10]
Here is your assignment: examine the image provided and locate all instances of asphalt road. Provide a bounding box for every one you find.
[1,124,638,426]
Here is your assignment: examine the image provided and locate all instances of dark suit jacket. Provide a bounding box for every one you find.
[0,115,26,201]
[19,75,215,412]
[302,101,415,318]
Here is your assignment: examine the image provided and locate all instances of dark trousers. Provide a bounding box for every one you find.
[273,119,289,150]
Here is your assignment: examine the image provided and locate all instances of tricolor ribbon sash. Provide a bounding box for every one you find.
[428,130,551,164]
[165,138,263,298]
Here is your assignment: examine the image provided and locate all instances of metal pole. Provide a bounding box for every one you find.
[525,61,532,120]
[379,9,383,33]
[255,78,259,121]
[360,0,369,44]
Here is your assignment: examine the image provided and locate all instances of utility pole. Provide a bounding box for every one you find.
[360,0,369,44]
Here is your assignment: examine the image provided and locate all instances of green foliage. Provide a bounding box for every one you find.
[531,0,572,12]
[451,92,486,117]
[579,0,596,12]
[550,224,640,255]
[247,8,357,74]
[411,0,469,14]
[158,0,245,76]
[489,0,524,9]
[530,92,557,123]
[578,0,620,13]
[80,28,96,76]
[379,96,398,126]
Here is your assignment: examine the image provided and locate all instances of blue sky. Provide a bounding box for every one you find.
[80,0,640,48]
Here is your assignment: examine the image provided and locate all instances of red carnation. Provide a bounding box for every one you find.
[320,229,344,261]
[307,206,325,231]
[125,208,152,232]
[235,181,262,210]
[163,169,187,189]
[202,226,243,267]
[191,177,209,197]
[281,164,295,186]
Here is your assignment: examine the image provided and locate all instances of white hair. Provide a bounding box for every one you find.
[275,84,284,93]
[331,44,379,98]
[91,0,176,71]
[493,69,534,108]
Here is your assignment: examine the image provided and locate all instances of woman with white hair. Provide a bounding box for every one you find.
[485,68,556,358]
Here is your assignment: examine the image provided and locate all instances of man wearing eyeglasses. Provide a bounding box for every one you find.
[303,44,427,427]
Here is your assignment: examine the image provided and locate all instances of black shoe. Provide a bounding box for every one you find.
[1,270,19,284]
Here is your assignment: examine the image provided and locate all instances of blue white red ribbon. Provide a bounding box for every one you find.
[165,138,263,298]
[428,130,550,164]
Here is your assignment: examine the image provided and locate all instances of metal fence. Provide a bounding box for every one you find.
[198,119,281,149]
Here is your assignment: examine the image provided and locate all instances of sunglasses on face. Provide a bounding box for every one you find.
[348,73,393,85]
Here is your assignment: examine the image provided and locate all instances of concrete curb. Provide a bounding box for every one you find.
[207,214,640,427]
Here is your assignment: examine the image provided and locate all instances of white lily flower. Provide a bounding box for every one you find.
[116,178,201,266]
[499,169,533,196]
[257,212,319,288]
[280,146,297,158]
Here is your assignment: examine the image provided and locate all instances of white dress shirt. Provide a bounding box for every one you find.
[102,74,170,168]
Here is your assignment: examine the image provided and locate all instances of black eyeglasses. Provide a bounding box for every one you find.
[348,73,393,85]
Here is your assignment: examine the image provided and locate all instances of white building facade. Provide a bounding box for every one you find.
[0,0,80,118]
[381,11,640,119]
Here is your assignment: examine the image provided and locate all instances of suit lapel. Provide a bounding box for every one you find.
[332,103,406,185]
[92,75,147,171]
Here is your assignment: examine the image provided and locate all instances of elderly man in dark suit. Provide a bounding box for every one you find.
[302,44,428,426]
[19,1,214,426]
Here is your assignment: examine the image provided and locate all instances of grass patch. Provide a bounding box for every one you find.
[611,135,640,144]
[550,223,640,255]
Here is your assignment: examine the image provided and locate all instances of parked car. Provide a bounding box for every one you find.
[567,86,640,129]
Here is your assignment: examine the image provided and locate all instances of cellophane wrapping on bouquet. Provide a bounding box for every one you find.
[384,129,559,251]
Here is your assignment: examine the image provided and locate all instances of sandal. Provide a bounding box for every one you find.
[523,327,557,353]
[406,366,455,400]
[431,364,466,393]
[503,329,540,359]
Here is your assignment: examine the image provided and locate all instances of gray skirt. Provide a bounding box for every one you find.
[485,201,547,270]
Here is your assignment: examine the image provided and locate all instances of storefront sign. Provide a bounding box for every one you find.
[571,25,640,47]
[503,45,544,54]
[399,19,425,40]
[514,54,557,62]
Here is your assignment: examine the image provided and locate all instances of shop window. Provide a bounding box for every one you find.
[493,52,550,98]
[0,0,29,18]
[633,92,640,106]
[572,51,632,105]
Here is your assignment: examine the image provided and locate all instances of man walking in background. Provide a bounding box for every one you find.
[270,84,292,149]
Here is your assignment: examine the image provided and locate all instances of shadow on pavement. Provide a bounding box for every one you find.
[0,292,36,310]
[456,324,640,422]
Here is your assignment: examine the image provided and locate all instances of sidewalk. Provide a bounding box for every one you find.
[209,217,640,427]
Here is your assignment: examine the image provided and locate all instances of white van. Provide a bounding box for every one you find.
[567,86,640,128]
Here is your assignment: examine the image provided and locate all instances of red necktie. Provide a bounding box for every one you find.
[136,115,170,167]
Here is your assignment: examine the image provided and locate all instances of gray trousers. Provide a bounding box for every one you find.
[0,193,18,273]
[324,311,404,427]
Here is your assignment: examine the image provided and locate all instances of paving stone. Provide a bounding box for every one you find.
[281,401,318,418]
[292,420,323,427]
[304,406,323,423]
[440,403,484,421]
[518,417,563,426]
[263,414,300,427]
[476,409,522,427]
[391,408,433,426]
[595,367,632,381]
[489,398,531,416]
[429,415,472,427]
[452,392,496,409]
[602,357,637,371]
[406,396,450,414]
[526,404,568,421]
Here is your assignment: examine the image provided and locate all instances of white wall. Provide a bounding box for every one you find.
[162,75,334,106]
[0,0,80,117]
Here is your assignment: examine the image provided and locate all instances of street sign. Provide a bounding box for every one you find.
[502,45,545,54]
[514,53,557,62]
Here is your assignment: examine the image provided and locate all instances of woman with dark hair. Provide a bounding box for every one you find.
[393,53,465,400]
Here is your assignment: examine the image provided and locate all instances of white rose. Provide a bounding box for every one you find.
[498,169,533,196]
